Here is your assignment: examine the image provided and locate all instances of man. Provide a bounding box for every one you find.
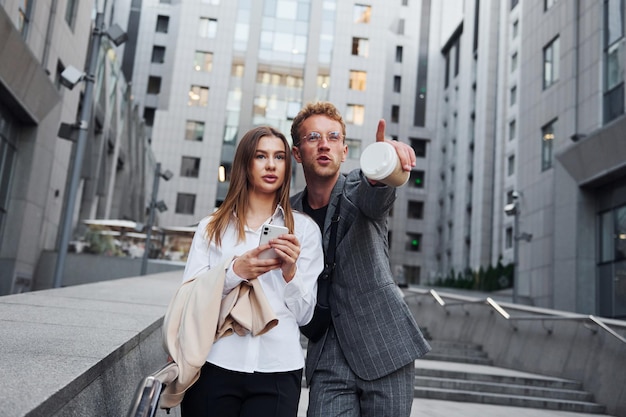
[290,101,431,417]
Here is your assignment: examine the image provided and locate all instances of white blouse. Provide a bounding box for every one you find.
[182,206,323,373]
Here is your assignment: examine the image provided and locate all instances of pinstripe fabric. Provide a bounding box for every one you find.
[291,171,431,416]
[306,325,415,417]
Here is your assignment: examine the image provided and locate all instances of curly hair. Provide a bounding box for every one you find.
[290,101,346,146]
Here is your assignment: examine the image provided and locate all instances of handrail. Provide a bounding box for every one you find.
[405,288,626,345]
[126,362,178,417]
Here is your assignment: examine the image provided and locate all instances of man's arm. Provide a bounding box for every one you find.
[366,119,416,186]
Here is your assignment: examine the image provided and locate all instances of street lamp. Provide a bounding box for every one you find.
[504,191,533,304]
[140,163,173,275]
[52,13,127,288]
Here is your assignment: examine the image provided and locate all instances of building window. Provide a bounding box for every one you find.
[511,52,518,72]
[199,17,217,38]
[232,63,244,77]
[349,70,367,91]
[391,105,400,123]
[510,85,517,106]
[395,46,403,63]
[194,51,213,72]
[511,0,519,10]
[406,233,422,252]
[410,138,427,157]
[188,85,209,106]
[544,0,556,11]
[603,0,625,123]
[398,19,405,35]
[409,170,425,188]
[346,138,361,159]
[151,46,166,63]
[599,205,626,262]
[393,76,402,93]
[408,201,424,219]
[543,36,560,89]
[185,121,205,141]
[147,76,162,94]
[509,119,516,141]
[156,15,170,33]
[0,111,17,241]
[352,37,369,57]
[144,107,156,126]
[512,20,519,39]
[345,104,365,125]
[505,227,513,249]
[176,193,196,214]
[354,4,371,24]
[444,50,451,88]
[181,156,201,178]
[507,154,515,176]
[65,0,77,27]
[18,0,33,37]
[317,74,330,89]
[404,265,421,285]
[454,40,461,76]
[541,120,555,171]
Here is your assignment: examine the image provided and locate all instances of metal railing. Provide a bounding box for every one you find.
[405,288,626,345]
[127,362,178,417]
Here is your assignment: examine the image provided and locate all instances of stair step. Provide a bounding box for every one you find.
[421,353,493,365]
[414,376,593,402]
[413,387,607,414]
[429,347,490,358]
[429,340,485,350]
[414,362,582,390]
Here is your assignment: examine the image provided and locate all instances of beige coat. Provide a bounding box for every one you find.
[160,256,278,409]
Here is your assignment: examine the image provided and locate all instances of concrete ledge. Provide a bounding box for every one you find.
[0,272,182,417]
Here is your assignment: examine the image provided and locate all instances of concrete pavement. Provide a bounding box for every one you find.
[297,387,618,417]
[296,359,619,417]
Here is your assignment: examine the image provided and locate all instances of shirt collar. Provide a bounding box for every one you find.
[269,204,286,223]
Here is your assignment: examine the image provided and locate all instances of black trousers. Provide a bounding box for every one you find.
[181,362,302,417]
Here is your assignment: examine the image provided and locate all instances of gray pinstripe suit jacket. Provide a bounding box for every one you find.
[291,170,431,384]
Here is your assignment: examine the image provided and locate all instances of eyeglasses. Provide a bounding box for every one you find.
[300,131,343,144]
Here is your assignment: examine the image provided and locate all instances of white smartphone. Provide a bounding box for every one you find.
[258,224,289,259]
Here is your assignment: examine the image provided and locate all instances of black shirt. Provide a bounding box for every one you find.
[302,191,328,232]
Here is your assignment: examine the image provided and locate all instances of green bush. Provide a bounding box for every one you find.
[433,256,513,292]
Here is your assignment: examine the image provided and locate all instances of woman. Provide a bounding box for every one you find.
[181,126,323,417]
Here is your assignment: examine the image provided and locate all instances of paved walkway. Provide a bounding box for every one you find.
[296,359,618,417]
[297,389,614,417]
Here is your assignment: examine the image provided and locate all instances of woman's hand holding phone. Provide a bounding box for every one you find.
[256,224,300,282]
[232,224,300,281]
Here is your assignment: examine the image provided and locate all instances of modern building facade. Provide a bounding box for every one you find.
[0,0,147,295]
[126,0,439,287]
[431,0,626,318]
[127,0,625,318]
[2,0,621,318]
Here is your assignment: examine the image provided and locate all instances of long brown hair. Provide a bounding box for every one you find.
[205,126,294,247]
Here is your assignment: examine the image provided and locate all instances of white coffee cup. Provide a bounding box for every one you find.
[360,142,410,187]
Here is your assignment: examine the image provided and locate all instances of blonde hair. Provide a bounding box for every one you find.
[205,126,294,247]
[290,101,346,146]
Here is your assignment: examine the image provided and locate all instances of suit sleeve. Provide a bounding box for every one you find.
[350,170,396,220]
